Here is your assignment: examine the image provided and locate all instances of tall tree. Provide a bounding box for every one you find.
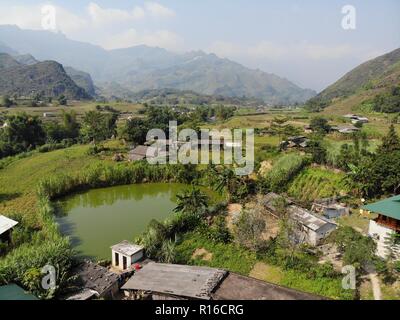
[62,110,80,139]
[1,113,45,150]
[378,124,400,153]
[309,116,331,134]
[80,110,117,143]
[0,95,12,108]
[118,118,149,145]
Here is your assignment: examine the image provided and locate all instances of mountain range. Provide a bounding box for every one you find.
[0,25,315,104]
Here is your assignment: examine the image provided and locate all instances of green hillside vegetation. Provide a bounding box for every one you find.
[287,167,348,203]
[0,53,90,100]
[263,154,308,192]
[307,48,400,113]
[107,88,264,107]
[371,84,400,113]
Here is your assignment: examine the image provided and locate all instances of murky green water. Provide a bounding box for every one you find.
[57,183,213,260]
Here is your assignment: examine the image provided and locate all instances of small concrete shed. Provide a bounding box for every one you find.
[0,215,18,243]
[111,241,144,271]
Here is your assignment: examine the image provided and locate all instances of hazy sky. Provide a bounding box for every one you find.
[0,0,399,91]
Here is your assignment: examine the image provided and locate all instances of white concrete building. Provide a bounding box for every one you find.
[288,206,337,246]
[363,196,400,260]
[111,241,144,271]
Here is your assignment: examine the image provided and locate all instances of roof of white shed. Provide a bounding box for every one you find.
[0,215,18,235]
[111,240,143,256]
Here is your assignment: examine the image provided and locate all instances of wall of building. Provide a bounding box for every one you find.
[368,220,400,259]
[112,249,144,270]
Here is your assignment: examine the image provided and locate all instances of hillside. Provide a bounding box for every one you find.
[0,52,21,69]
[0,53,91,99]
[64,67,96,97]
[306,48,400,113]
[0,25,315,104]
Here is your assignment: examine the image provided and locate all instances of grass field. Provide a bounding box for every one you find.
[0,101,143,123]
[0,141,126,222]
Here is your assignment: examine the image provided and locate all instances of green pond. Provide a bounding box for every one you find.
[57,183,216,260]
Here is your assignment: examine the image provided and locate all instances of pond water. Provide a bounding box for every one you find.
[56,183,213,260]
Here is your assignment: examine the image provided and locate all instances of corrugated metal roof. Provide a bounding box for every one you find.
[122,263,227,300]
[0,215,18,235]
[288,206,335,231]
[362,195,400,220]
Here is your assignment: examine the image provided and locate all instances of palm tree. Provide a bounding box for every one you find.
[174,187,209,216]
[212,167,237,193]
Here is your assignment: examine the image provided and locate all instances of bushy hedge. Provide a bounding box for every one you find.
[37,162,201,200]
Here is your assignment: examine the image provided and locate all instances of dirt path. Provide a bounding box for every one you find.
[369,272,382,300]
[365,265,382,300]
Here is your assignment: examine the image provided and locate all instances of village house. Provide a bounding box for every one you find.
[330,124,360,134]
[128,145,157,161]
[280,136,309,150]
[344,114,369,125]
[0,215,18,243]
[111,241,144,271]
[311,198,350,219]
[363,195,400,259]
[288,206,337,246]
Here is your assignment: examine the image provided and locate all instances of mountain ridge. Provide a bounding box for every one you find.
[0,25,315,104]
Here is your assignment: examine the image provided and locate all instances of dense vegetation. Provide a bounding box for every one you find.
[372,85,400,113]
[305,48,400,112]
[262,154,308,192]
[342,124,400,198]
